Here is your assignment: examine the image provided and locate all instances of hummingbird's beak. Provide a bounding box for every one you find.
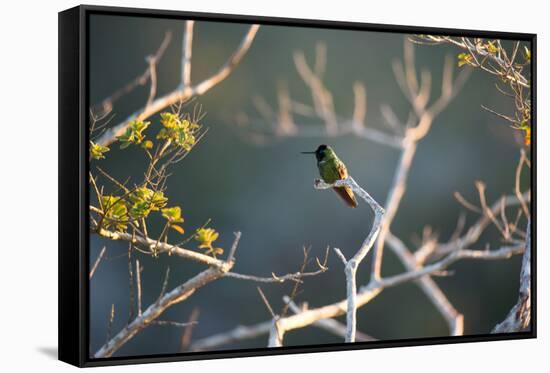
[301,151,316,154]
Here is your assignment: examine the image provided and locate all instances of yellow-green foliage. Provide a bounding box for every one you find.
[90,141,109,160]
[457,52,473,67]
[157,112,200,151]
[161,206,185,234]
[129,187,168,219]
[195,227,223,257]
[117,120,150,148]
[161,206,184,223]
[101,196,128,232]
[91,110,219,253]
[456,40,531,146]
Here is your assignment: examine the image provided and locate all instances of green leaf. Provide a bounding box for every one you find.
[156,111,201,152]
[128,187,168,219]
[457,52,473,67]
[161,206,184,223]
[160,112,180,129]
[195,227,223,257]
[100,196,128,232]
[196,227,219,244]
[523,46,531,62]
[129,201,151,219]
[90,141,109,160]
[486,41,498,54]
[117,120,150,148]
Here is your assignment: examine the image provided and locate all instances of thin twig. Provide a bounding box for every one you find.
[94,232,242,358]
[135,259,142,316]
[152,320,198,328]
[92,32,172,116]
[386,233,464,335]
[97,25,260,147]
[371,40,469,282]
[89,246,107,280]
[180,308,200,352]
[257,286,277,319]
[266,242,524,347]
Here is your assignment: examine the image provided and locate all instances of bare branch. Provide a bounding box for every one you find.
[192,224,522,350]
[89,246,107,280]
[386,233,463,335]
[106,304,115,345]
[226,268,326,283]
[92,32,172,117]
[96,24,260,147]
[313,177,384,342]
[152,320,198,328]
[135,259,142,317]
[371,41,469,281]
[226,231,242,264]
[352,82,367,133]
[95,267,225,357]
[179,308,200,352]
[294,50,338,135]
[145,54,158,108]
[191,321,273,351]
[257,286,277,319]
[267,241,523,346]
[95,227,227,268]
[182,20,195,88]
[371,139,417,280]
[380,104,405,135]
[194,24,260,96]
[93,232,242,358]
[492,221,531,333]
[127,244,135,321]
[433,192,529,260]
[516,149,530,218]
[283,296,376,342]
[454,191,482,213]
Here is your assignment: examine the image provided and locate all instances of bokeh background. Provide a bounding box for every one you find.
[88,14,530,357]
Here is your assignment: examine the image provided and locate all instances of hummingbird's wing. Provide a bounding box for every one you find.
[333,161,358,208]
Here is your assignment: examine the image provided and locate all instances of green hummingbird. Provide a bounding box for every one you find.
[301,144,358,208]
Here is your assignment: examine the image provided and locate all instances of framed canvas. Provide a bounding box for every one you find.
[58,4,536,367]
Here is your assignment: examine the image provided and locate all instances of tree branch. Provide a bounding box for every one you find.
[267,242,524,346]
[313,177,384,342]
[492,220,531,333]
[386,233,464,335]
[89,246,107,280]
[93,232,242,358]
[95,227,227,268]
[182,20,194,88]
[370,40,469,281]
[96,24,260,147]
[91,32,172,118]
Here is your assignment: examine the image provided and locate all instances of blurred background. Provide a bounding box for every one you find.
[88,14,529,357]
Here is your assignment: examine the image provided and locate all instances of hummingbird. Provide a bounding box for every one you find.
[301,144,358,208]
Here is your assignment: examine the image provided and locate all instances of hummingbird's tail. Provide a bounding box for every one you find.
[332,186,358,208]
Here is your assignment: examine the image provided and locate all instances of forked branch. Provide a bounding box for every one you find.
[93,232,242,358]
[492,221,531,333]
[314,177,384,342]
[96,24,260,147]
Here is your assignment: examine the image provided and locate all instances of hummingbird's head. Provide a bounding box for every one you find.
[301,144,332,162]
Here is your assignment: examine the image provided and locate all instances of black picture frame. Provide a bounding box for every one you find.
[59,4,537,367]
